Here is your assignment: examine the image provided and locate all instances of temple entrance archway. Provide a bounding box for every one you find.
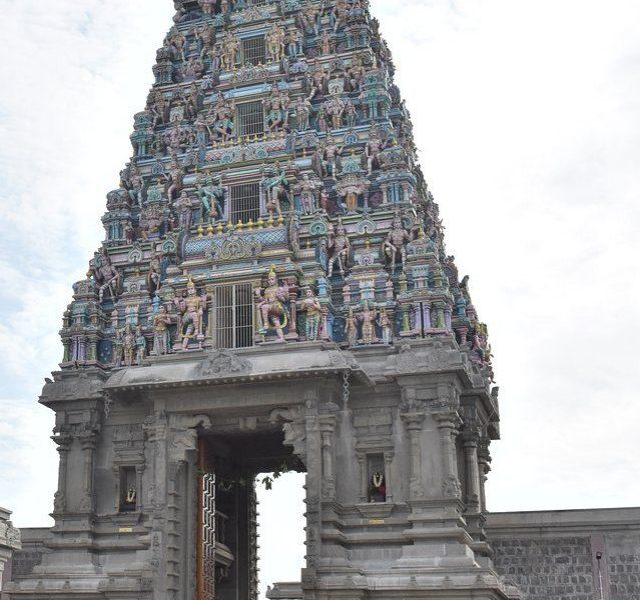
[196,428,306,600]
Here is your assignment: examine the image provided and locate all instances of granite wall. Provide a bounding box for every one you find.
[486,507,640,600]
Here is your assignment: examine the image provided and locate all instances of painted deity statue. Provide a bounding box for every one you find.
[345,308,358,346]
[123,325,136,367]
[147,251,163,297]
[296,174,320,215]
[153,305,172,356]
[135,327,147,365]
[175,191,194,232]
[255,267,289,342]
[208,96,235,142]
[301,287,322,341]
[378,308,393,344]
[294,96,312,130]
[262,163,290,216]
[383,215,411,273]
[91,250,121,303]
[165,154,184,201]
[327,222,351,277]
[221,31,239,71]
[198,175,225,221]
[266,23,286,63]
[359,302,378,345]
[173,278,206,350]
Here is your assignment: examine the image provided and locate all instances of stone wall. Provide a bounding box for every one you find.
[486,507,640,600]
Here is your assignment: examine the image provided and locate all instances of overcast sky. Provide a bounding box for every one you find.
[0,0,638,597]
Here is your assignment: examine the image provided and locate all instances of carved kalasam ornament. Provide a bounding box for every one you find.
[196,349,252,379]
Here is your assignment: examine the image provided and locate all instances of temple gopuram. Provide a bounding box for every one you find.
[6,1,518,599]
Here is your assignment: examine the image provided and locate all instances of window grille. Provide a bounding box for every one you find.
[229,182,260,224]
[236,101,264,137]
[213,283,254,349]
[241,36,266,66]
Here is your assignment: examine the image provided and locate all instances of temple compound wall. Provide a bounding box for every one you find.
[486,508,640,600]
[10,508,640,600]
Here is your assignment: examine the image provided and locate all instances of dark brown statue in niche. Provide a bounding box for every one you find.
[368,471,386,503]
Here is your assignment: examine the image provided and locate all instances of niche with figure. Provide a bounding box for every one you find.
[367,454,387,503]
[119,466,137,512]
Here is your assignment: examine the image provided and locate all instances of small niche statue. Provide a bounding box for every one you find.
[369,472,386,503]
[255,266,289,342]
[301,287,322,341]
[153,305,172,356]
[174,277,207,350]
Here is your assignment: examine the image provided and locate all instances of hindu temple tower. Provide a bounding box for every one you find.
[7,1,518,599]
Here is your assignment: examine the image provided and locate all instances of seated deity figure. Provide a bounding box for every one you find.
[301,287,322,341]
[91,250,121,303]
[382,215,411,274]
[173,278,207,350]
[255,266,289,342]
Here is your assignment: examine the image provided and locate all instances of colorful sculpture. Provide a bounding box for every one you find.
[255,266,289,343]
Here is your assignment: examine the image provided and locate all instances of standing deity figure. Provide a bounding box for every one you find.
[123,326,136,367]
[331,0,349,32]
[91,250,121,303]
[294,96,312,131]
[383,215,411,273]
[327,222,351,277]
[296,174,320,215]
[135,327,147,365]
[175,191,194,232]
[165,154,184,201]
[266,24,286,63]
[359,302,378,345]
[198,175,225,221]
[323,140,343,178]
[173,278,206,350]
[147,251,163,297]
[126,164,144,206]
[321,29,332,55]
[301,287,322,341]
[255,266,289,342]
[149,90,167,126]
[262,163,290,216]
[378,308,393,344]
[221,31,239,70]
[324,95,346,129]
[365,128,386,175]
[287,27,303,59]
[345,308,358,346]
[301,3,322,34]
[153,305,172,356]
[113,328,124,368]
[344,98,358,127]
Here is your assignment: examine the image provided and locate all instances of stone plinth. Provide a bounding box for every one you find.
[0,508,21,599]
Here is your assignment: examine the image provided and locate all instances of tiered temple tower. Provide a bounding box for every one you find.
[8,1,520,599]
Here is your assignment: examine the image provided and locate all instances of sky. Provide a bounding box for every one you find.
[0,0,639,597]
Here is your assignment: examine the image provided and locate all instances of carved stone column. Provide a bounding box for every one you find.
[400,394,426,500]
[431,385,462,499]
[78,427,100,513]
[461,406,482,513]
[319,415,337,500]
[477,434,492,513]
[51,432,72,514]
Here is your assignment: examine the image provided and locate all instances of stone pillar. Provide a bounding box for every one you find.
[51,432,72,514]
[462,433,481,512]
[477,434,492,513]
[400,394,426,500]
[78,431,98,513]
[319,415,337,500]
[432,386,462,499]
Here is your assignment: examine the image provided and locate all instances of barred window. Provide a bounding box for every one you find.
[213,283,254,349]
[241,36,266,66]
[229,182,260,224]
[236,100,264,137]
